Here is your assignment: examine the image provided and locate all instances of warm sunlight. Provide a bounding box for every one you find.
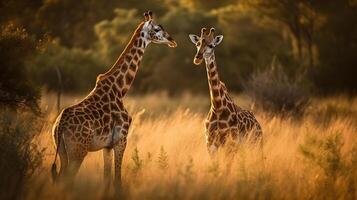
[1,1,356,199]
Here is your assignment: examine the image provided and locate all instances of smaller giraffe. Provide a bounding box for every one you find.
[189,28,262,156]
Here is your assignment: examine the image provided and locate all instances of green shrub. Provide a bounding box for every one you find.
[244,60,309,115]
[131,147,143,175]
[92,7,291,94]
[300,133,357,199]
[0,24,40,111]
[28,41,106,93]
[0,109,43,200]
[300,133,343,178]
[94,9,140,63]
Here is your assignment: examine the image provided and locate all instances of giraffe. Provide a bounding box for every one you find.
[189,28,262,156]
[51,11,177,188]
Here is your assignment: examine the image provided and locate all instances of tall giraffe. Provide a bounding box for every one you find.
[51,11,177,188]
[189,28,262,156]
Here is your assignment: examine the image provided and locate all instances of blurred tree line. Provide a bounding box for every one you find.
[1,0,357,104]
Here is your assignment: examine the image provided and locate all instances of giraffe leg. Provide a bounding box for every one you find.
[259,136,265,170]
[67,158,84,178]
[63,143,87,184]
[58,135,68,179]
[64,156,86,189]
[103,148,113,189]
[113,138,127,190]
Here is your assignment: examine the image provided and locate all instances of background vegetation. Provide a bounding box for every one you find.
[1,0,356,97]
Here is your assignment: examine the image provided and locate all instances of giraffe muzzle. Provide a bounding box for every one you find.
[167,36,177,48]
[194,55,203,65]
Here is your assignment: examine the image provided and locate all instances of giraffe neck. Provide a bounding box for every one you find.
[95,22,149,99]
[205,54,224,111]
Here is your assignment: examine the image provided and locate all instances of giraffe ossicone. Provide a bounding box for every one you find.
[189,27,263,156]
[51,11,177,188]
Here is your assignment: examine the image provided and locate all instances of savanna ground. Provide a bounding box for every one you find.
[25,92,357,200]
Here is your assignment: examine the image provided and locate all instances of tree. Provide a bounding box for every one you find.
[29,40,106,93]
[0,0,42,29]
[180,0,236,11]
[309,0,357,93]
[243,0,323,69]
[94,9,141,63]
[37,0,121,48]
[0,24,40,111]
[116,0,169,16]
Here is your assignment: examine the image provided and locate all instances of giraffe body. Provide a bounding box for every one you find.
[54,97,130,152]
[51,11,177,188]
[189,28,262,155]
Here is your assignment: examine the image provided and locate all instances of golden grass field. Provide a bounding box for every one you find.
[28,92,357,200]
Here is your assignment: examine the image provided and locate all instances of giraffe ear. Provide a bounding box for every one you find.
[214,35,223,46]
[189,34,199,44]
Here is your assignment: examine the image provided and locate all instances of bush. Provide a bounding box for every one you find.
[299,133,357,199]
[28,41,106,93]
[0,24,40,111]
[94,9,140,63]
[131,147,143,175]
[244,60,309,115]
[0,109,43,200]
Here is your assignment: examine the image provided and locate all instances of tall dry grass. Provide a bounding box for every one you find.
[28,92,357,200]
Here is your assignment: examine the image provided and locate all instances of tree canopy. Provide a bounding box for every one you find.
[0,0,356,99]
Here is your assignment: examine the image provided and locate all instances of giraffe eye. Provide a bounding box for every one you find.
[208,44,214,48]
[154,28,160,32]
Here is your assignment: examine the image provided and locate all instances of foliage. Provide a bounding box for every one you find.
[0,109,43,200]
[94,9,141,63]
[116,0,169,16]
[157,146,169,171]
[1,0,356,94]
[242,0,322,67]
[309,0,357,94]
[244,59,309,115]
[0,24,40,111]
[36,0,122,48]
[28,41,106,93]
[300,133,343,178]
[300,132,357,199]
[131,147,143,175]
[92,6,292,94]
[243,0,357,94]
[0,0,42,30]
[180,0,236,11]
[214,6,294,90]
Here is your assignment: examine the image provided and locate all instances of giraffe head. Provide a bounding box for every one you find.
[141,11,177,48]
[189,27,223,65]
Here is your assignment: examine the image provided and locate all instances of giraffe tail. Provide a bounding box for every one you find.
[51,125,61,183]
[51,162,58,183]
